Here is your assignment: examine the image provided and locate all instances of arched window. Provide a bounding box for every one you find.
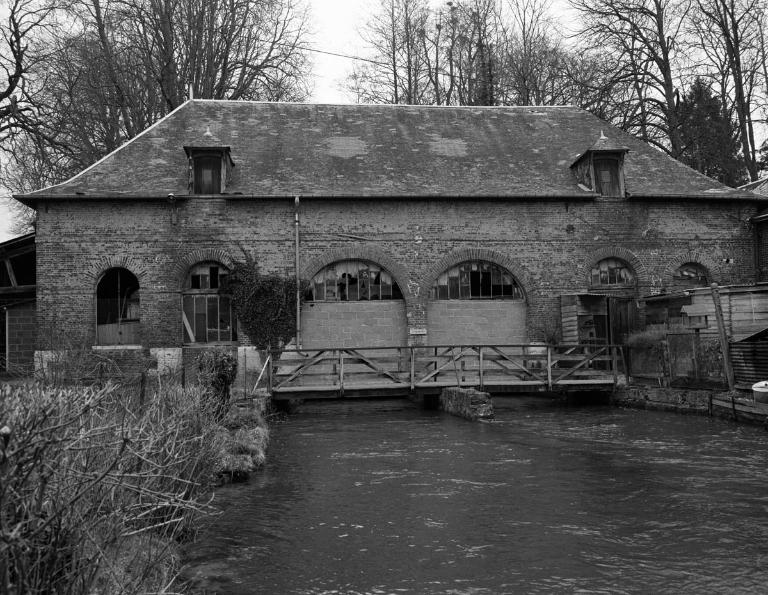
[591,258,635,287]
[430,261,523,299]
[306,260,403,301]
[182,262,236,343]
[673,262,709,288]
[96,268,140,345]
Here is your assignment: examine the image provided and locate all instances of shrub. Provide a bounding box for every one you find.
[625,328,667,351]
[0,381,221,594]
[226,253,305,350]
[197,349,238,421]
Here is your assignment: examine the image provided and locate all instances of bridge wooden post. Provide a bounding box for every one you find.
[479,346,484,390]
[612,346,619,384]
[409,347,415,390]
[546,346,553,390]
[339,350,344,397]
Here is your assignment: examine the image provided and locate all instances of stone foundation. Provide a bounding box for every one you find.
[612,386,713,414]
[439,387,494,421]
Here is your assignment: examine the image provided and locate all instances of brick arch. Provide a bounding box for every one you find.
[419,248,534,302]
[173,248,235,287]
[583,246,646,287]
[301,246,412,303]
[661,252,719,288]
[85,256,149,290]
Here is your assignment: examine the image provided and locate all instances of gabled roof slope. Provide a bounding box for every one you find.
[741,177,768,196]
[19,100,763,200]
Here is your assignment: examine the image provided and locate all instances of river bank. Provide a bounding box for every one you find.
[0,379,270,595]
[611,384,768,426]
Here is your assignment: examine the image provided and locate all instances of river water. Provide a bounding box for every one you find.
[183,398,768,594]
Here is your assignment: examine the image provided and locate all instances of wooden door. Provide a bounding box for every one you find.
[608,297,638,344]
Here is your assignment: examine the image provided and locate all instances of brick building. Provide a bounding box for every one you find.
[14,100,767,375]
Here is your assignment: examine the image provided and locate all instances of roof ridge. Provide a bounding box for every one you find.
[189,98,579,109]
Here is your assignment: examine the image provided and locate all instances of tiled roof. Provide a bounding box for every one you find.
[18,100,764,200]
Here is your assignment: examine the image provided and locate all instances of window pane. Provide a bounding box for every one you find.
[345,262,358,300]
[359,267,369,300]
[470,271,481,297]
[207,296,219,342]
[308,261,402,301]
[210,266,219,289]
[183,296,195,342]
[219,296,232,341]
[433,261,521,300]
[194,156,221,193]
[448,274,460,299]
[194,296,207,342]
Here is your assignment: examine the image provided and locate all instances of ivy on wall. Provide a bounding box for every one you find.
[225,254,303,350]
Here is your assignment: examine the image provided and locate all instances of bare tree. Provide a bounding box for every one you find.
[570,0,691,156]
[349,0,431,104]
[692,0,762,180]
[0,0,60,146]
[2,0,312,224]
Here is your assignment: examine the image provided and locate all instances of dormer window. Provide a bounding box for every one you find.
[593,157,621,196]
[194,153,221,193]
[184,146,234,194]
[571,132,629,197]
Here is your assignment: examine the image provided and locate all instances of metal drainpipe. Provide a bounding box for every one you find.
[294,196,302,349]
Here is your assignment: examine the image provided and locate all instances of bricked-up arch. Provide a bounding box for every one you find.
[174,248,235,288]
[423,249,532,345]
[302,247,411,303]
[96,267,141,346]
[301,249,409,349]
[583,247,645,290]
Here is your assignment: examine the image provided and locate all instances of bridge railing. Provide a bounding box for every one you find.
[269,343,624,396]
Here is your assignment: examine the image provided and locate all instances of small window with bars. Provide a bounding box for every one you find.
[673,263,708,288]
[590,258,635,287]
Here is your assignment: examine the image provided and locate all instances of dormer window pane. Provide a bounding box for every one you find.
[194,155,221,194]
[594,158,621,196]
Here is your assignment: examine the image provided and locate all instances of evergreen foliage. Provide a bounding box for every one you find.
[226,254,301,350]
[678,78,747,187]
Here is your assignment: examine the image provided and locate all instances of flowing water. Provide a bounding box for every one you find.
[183,398,768,594]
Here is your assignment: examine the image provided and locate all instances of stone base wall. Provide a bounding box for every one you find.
[439,387,494,420]
[34,345,262,396]
[612,385,713,414]
[35,346,151,383]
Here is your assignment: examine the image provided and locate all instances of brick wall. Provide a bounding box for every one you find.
[758,223,768,282]
[301,300,407,348]
[33,194,759,350]
[427,300,527,345]
[6,301,36,371]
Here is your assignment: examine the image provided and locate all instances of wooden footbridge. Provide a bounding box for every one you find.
[267,344,625,400]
